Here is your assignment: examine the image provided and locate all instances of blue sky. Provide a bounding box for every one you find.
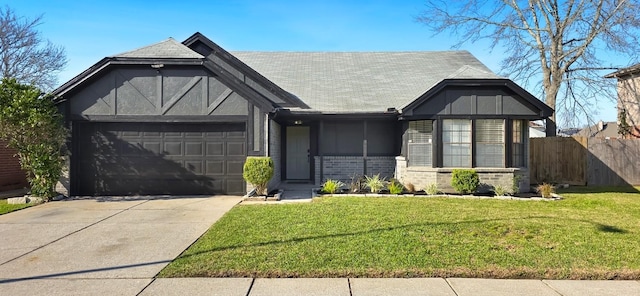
[6,0,619,126]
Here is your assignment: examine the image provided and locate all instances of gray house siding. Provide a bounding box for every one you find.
[68,66,249,118]
[408,86,540,118]
[61,64,268,196]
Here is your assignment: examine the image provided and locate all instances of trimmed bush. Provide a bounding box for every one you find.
[242,157,274,195]
[451,169,479,194]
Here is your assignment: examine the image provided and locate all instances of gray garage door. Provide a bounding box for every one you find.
[75,122,246,196]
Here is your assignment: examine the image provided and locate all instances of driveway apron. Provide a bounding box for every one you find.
[0,196,241,283]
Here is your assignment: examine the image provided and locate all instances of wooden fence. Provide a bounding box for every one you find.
[530,137,640,186]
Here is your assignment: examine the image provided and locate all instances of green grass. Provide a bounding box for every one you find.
[160,187,640,279]
[0,199,32,215]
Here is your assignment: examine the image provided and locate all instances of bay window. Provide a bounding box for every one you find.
[407,118,527,168]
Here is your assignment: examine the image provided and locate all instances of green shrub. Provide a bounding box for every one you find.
[322,179,344,194]
[493,184,508,196]
[0,79,67,200]
[424,183,439,195]
[387,180,404,195]
[451,169,479,194]
[242,157,274,195]
[511,175,522,194]
[364,174,386,193]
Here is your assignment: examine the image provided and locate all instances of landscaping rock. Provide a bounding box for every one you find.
[7,196,28,204]
[7,196,45,204]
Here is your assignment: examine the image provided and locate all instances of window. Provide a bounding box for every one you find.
[512,120,526,167]
[322,121,364,155]
[407,120,432,166]
[475,119,504,167]
[407,118,525,168]
[443,119,471,167]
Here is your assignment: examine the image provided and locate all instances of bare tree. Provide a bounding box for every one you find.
[418,0,640,135]
[0,6,66,91]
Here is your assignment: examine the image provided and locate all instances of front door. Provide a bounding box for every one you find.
[286,126,310,180]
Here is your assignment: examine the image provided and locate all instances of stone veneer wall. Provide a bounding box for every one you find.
[395,156,530,193]
[314,156,395,185]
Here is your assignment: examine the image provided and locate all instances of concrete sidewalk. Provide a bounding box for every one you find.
[2,277,638,295]
[149,278,640,296]
[142,278,640,296]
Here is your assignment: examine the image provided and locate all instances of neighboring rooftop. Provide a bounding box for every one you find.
[605,63,640,78]
[576,121,619,138]
[231,51,502,112]
[114,38,204,59]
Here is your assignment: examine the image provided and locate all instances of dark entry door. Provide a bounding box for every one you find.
[75,122,246,196]
[286,126,310,180]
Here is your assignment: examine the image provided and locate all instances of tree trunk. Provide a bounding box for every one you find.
[545,87,559,137]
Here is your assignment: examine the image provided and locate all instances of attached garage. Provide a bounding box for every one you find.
[74,122,246,196]
[52,37,288,196]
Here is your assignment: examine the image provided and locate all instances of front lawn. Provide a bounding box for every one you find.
[0,199,32,215]
[160,187,640,279]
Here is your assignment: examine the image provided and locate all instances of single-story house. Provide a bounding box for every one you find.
[529,121,546,138]
[575,121,619,139]
[53,32,553,196]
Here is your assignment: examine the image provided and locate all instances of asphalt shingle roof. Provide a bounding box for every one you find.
[231,51,502,113]
[114,38,204,59]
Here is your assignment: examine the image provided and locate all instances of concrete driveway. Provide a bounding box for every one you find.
[0,195,241,295]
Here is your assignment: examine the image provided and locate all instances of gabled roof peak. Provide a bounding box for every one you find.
[113,37,203,59]
[447,65,504,79]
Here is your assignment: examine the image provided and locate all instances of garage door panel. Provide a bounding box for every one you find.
[227,142,245,156]
[206,161,224,175]
[185,142,204,156]
[76,122,246,195]
[207,143,224,156]
[227,161,244,175]
[226,178,246,195]
[143,142,161,154]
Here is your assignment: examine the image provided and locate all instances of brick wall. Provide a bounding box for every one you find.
[314,156,395,185]
[395,156,530,193]
[0,140,28,191]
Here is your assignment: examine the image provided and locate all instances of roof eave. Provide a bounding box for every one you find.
[605,63,640,78]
